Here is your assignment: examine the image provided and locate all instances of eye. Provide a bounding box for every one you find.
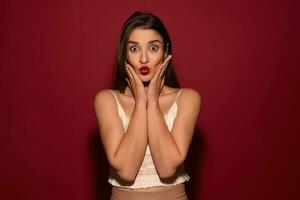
[149,45,159,52]
[129,46,139,52]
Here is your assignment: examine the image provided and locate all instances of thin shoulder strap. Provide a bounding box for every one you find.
[109,89,125,117]
[108,89,121,107]
[175,88,185,102]
[108,89,127,119]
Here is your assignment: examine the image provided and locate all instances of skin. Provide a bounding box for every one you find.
[94,28,201,191]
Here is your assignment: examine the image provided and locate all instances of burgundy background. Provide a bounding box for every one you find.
[1,0,299,200]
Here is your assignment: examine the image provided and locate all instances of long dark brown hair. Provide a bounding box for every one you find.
[112,11,180,93]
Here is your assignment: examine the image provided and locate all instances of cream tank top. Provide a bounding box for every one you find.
[108,89,190,189]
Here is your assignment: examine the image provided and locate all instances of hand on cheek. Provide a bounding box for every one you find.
[147,55,172,103]
[125,62,147,104]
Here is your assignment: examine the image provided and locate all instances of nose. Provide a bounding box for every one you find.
[139,49,149,64]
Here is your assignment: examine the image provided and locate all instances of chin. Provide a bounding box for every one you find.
[139,74,152,82]
[141,78,151,83]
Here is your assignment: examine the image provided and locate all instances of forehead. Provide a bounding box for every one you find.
[128,28,163,43]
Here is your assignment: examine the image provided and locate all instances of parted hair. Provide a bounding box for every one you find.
[112,11,180,93]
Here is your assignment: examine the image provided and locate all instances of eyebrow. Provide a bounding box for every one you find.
[127,40,163,45]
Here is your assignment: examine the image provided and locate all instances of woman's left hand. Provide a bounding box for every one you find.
[147,55,172,104]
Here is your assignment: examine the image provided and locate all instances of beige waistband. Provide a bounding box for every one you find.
[112,183,185,192]
[111,183,188,200]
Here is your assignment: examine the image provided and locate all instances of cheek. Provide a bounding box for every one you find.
[150,54,164,66]
[127,53,138,64]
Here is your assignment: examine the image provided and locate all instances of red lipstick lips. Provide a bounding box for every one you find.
[139,66,150,75]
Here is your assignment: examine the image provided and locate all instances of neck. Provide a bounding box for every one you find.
[125,84,166,97]
[142,80,151,92]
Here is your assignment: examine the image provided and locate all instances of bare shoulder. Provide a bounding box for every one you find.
[180,88,201,105]
[94,89,114,100]
[177,88,201,113]
[176,88,202,120]
[94,89,116,110]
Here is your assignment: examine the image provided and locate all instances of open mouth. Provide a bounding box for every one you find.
[139,66,150,75]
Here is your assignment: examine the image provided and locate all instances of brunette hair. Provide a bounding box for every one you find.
[112,11,180,93]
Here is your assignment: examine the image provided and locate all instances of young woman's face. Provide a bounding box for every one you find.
[126,28,167,82]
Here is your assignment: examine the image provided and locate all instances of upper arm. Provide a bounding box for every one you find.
[93,90,126,170]
[171,88,202,163]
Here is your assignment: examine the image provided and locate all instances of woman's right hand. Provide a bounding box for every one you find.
[125,62,147,105]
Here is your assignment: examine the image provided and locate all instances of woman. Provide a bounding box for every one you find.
[94,11,201,200]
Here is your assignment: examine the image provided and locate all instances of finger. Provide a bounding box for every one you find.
[126,63,140,83]
[162,55,172,66]
[125,77,131,87]
[152,66,161,82]
[153,55,171,77]
[127,66,139,92]
[125,68,137,97]
[125,78,133,91]
[159,56,172,79]
[160,76,165,92]
[160,55,172,72]
[153,58,169,80]
[125,64,134,82]
[126,63,139,82]
[152,68,164,89]
[159,62,168,79]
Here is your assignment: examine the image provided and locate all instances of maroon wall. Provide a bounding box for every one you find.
[1,0,299,199]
